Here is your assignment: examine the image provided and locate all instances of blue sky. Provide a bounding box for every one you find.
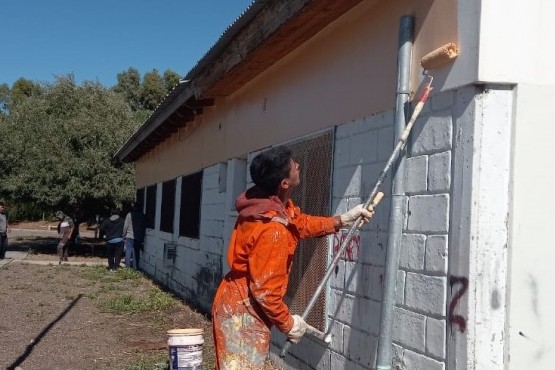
[1,0,253,88]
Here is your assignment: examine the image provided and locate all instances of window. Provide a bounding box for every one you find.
[179,171,202,238]
[286,131,333,331]
[135,188,145,211]
[160,179,176,233]
[145,184,157,229]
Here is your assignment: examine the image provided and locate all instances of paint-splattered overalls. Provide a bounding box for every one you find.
[212,189,337,369]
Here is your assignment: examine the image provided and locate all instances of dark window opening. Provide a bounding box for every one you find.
[145,184,157,229]
[160,179,176,233]
[136,188,145,211]
[179,171,202,239]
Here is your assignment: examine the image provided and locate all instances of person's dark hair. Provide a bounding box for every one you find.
[0,201,4,207]
[250,146,293,194]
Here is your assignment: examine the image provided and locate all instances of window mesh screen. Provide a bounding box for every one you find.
[286,130,333,331]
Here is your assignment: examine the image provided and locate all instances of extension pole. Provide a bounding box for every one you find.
[280,16,437,361]
[280,78,432,359]
[376,15,414,370]
[280,67,431,356]
[280,192,384,358]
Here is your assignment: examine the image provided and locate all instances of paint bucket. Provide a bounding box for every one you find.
[167,328,204,370]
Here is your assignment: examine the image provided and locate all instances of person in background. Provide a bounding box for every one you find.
[123,201,146,270]
[55,211,74,265]
[211,146,375,369]
[0,202,10,260]
[99,209,125,272]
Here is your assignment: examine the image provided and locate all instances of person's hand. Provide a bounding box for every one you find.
[286,315,308,344]
[340,204,374,227]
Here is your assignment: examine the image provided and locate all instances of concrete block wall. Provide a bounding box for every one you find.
[136,85,515,369]
[326,110,395,370]
[140,163,228,314]
[136,86,514,370]
[193,164,227,312]
[389,90,455,370]
[275,88,467,370]
[273,111,397,369]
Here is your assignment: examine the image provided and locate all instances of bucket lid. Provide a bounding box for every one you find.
[167,328,204,336]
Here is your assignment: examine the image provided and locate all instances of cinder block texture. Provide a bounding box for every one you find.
[404,155,428,193]
[399,233,426,271]
[405,273,447,316]
[410,113,453,156]
[428,151,451,191]
[407,195,449,233]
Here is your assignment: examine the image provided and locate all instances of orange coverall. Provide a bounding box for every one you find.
[212,187,338,369]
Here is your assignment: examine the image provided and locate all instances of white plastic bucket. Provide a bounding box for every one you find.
[167,328,204,370]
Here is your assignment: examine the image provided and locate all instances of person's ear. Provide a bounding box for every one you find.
[280,178,290,190]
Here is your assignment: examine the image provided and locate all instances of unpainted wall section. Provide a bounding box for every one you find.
[135,0,457,188]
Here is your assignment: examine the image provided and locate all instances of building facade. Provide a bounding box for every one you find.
[116,0,555,369]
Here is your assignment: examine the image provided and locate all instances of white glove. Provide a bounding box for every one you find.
[286,314,308,344]
[340,204,374,227]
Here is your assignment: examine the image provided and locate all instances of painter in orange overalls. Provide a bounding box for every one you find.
[212,146,374,369]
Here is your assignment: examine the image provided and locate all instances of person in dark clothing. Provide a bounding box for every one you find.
[55,211,74,265]
[0,202,9,259]
[99,209,125,271]
[123,201,146,270]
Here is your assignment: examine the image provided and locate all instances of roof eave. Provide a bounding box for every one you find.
[114,80,194,163]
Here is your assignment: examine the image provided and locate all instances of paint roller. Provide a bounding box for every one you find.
[421,42,459,71]
[280,43,459,358]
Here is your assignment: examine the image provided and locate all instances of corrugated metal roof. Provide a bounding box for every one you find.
[115,0,368,162]
[185,1,263,80]
[114,79,192,161]
[115,1,264,162]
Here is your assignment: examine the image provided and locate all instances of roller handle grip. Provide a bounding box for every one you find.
[280,324,331,357]
[357,191,384,227]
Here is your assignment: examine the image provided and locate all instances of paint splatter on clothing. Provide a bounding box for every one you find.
[212,186,338,369]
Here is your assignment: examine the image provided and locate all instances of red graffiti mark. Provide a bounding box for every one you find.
[449,276,468,333]
[332,231,361,261]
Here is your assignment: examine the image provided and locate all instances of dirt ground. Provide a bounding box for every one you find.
[0,227,216,370]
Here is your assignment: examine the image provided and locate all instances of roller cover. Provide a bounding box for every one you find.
[420,42,459,70]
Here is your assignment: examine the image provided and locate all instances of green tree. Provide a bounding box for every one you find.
[10,78,42,106]
[0,83,9,120]
[140,69,165,110]
[0,74,138,222]
[114,67,142,111]
[163,69,181,93]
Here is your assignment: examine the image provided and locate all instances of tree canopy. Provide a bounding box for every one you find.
[0,68,181,221]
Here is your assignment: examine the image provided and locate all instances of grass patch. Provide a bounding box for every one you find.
[99,288,176,315]
[79,266,176,316]
[123,353,168,370]
[78,265,142,282]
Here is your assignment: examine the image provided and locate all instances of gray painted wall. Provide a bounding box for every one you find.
[138,85,516,369]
